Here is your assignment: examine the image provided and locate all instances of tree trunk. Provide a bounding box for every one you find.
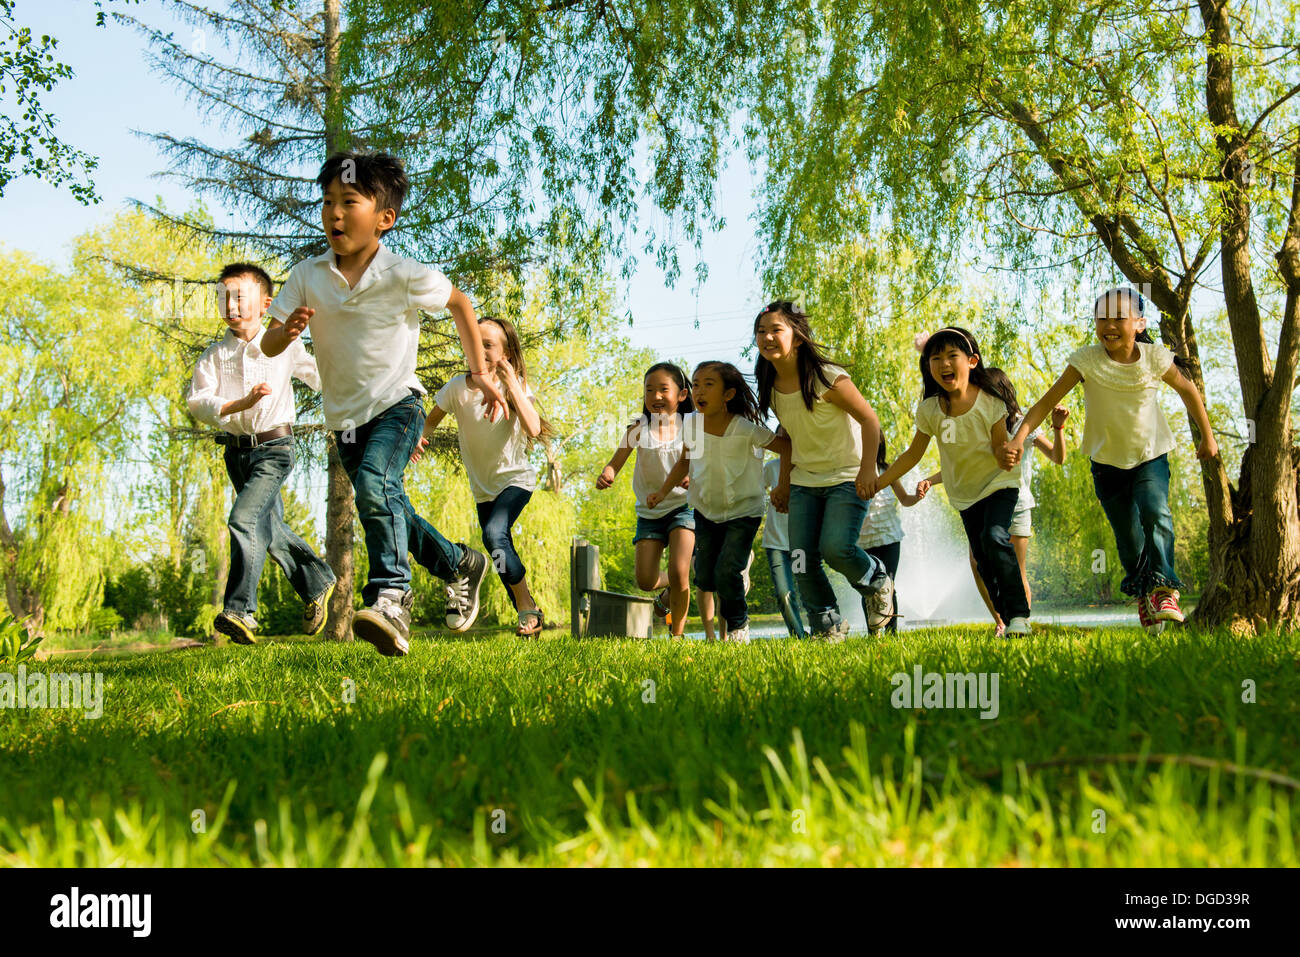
[324,435,355,640]
[1189,1,1300,632]
[320,0,356,640]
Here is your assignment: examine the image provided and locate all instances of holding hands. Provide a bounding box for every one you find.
[769,481,790,514]
[999,437,1024,471]
[855,463,877,500]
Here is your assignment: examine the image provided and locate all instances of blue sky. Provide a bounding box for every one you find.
[0,1,765,374]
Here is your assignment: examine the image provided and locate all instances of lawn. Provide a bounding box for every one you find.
[1,622,1296,866]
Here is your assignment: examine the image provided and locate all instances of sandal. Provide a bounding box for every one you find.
[652,588,670,619]
[517,608,544,637]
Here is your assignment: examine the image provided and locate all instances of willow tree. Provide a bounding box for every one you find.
[0,248,162,631]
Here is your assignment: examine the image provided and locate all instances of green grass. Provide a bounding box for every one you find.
[1,623,1296,866]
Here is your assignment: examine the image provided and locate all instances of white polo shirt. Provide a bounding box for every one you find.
[682,412,777,522]
[187,327,320,435]
[268,243,453,430]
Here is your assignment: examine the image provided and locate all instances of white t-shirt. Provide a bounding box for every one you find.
[631,414,689,519]
[858,483,905,548]
[269,243,453,431]
[433,374,537,503]
[188,328,320,434]
[915,388,1021,511]
[762,458,789,551]
[770,364,862,487]
[1067,342,1177,469]
[681,412,776,522]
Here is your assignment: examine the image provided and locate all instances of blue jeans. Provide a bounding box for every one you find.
[223,437,334,617]
[335,393,464,605]
[692,513,762,630]
[766,548,807,638]
[788,482,886,632]
[1090,453,1183,596]
[476,485,533,608]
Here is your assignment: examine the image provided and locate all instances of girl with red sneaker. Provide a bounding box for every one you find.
[1003,287,1218,632]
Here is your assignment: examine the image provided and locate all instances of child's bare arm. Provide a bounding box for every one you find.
[893,479,924,506]
[261,310,312,357]
[411,406,448,463]
[770,426,793,513]
[646,454,689,508]
[873,431,930,494]
[824,376,881,495]
[1162,365,1218,459]
[596,428,636,488]
[1005,367,1081,466]
[446,287,508,420]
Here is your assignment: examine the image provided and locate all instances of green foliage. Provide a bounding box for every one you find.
[0,614,40,663]
[0,0,120,203]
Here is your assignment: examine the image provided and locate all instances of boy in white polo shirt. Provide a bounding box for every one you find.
[187,263,337,645]
[261,151,507,657]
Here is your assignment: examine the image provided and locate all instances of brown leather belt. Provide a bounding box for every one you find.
[216,424,293,449]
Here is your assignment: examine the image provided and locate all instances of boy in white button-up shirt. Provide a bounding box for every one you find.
[187,263,337,645]
[261,151,507,657]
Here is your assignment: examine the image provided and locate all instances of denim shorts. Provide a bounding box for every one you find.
[633,505,695,544]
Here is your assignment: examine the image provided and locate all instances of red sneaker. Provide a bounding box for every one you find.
[1150,588,1185,623]
[1136,594,1165,634]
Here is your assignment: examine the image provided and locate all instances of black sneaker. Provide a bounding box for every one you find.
[214,610,258,645]
[445,545,488,632]
[352,590,412,657]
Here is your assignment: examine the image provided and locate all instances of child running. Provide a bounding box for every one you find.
[413,316,552,637]
[1002,287,1217,631]
[647,362,791,643]
[596,363,695,636]
[187,263,336,644]
[856,435,928,634]
[262,150,507,657]
[872,327,1030,635]
[755,301,892,640]
[917,369,1068,634]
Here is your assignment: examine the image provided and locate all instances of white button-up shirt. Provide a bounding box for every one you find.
[267,243,453,430]
[187,327,320,435]
[682,412,777,522]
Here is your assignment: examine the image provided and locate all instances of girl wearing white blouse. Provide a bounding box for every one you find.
[596,363,696,636]
[413,317,551,637]
[648,362,791,644]
[1004,287,1217,631]
[872,326,1031,635]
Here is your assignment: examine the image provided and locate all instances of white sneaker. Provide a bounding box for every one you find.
[1005,616,1031,636]
[723,623,751,644]
[865,576,895,634]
